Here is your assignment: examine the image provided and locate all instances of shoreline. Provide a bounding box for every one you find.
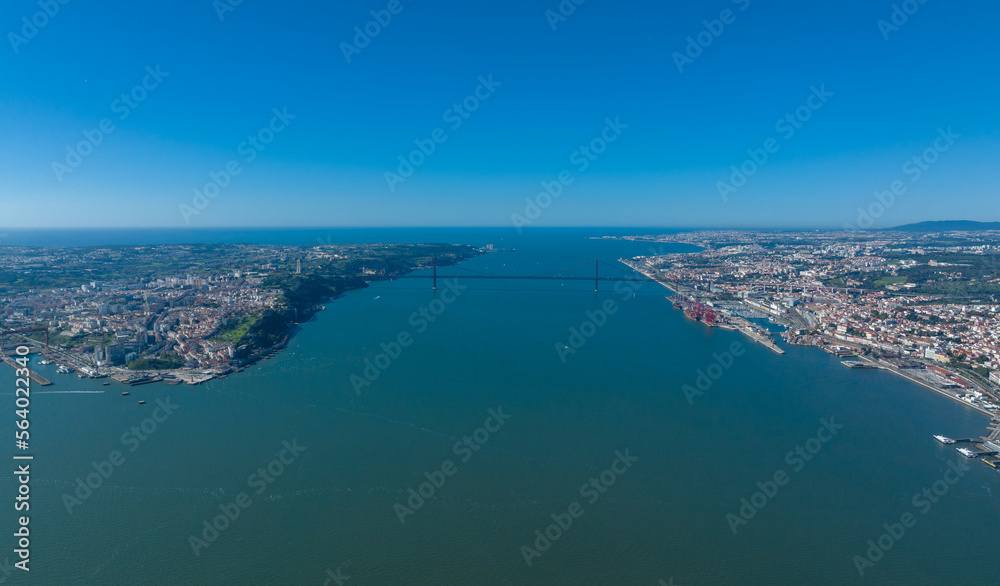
[622,259,999,422]
[14,249,487,387]
[854,354,995,418]
[623,260,785,354]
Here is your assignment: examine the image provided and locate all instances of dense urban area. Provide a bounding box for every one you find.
[0,241,479,385]
[619,226,1000,422]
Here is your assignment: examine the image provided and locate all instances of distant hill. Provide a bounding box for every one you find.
[887,220,1000,232]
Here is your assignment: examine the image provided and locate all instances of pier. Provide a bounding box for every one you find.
[957,447,998,458]
[734,322,786,354]
[1,355,52,386]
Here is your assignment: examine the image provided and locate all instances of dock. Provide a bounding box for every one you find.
[627,257,787,356]
[1,355,52,386]
[110,372,163,386]
[842,361,878,369]
[733,320,785,354]
[958,447,998,458]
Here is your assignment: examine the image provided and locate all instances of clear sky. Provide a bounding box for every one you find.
[1,0,998,229]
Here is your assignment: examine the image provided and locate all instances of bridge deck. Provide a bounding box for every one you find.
[396,275,651,281]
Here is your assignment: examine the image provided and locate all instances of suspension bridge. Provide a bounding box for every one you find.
[395,259,652,291]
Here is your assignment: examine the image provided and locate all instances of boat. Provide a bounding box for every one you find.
[137,400,146,405]
[933,435,956,444]
[957,447,977,458]
[102,382,111,386]
[39,359,51,365]
[122,392,130,396]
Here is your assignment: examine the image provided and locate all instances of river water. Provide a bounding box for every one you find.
[1,228,997,584]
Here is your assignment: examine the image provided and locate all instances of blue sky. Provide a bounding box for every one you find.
[1,0,998,228]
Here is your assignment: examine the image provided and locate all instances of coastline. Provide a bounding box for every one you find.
[622,258,999,423]
[20,248,486,387]
[623,259,785,354]
[854,354,996,418]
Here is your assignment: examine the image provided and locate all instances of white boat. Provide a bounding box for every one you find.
[39,359,51,365]
[957,447,977,458]
[934,435,956,444]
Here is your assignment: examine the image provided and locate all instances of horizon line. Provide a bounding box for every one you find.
[2,221,998,232]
